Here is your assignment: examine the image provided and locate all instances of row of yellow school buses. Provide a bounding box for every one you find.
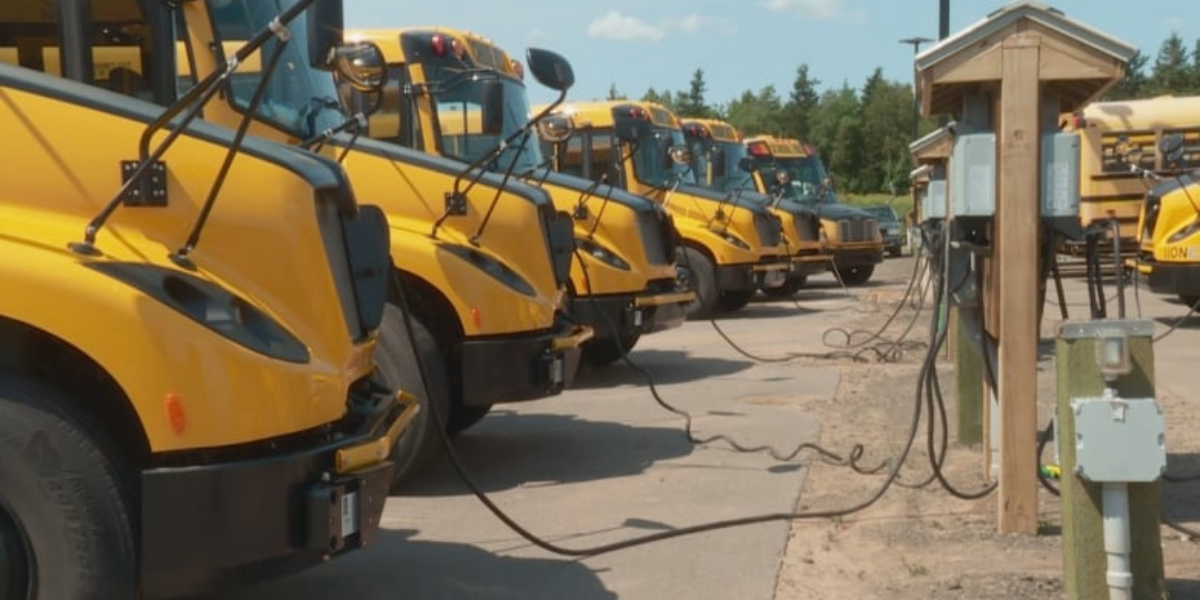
[0,1,883,597]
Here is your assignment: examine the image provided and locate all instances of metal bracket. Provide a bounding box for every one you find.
[120,160,168,207]
[444,191,468,216]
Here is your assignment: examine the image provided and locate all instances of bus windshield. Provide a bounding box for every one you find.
[689,138,754,193]
[208,0,345,140]
[758,155,836,205]
[422,64,541,174]
[631,126,694,188]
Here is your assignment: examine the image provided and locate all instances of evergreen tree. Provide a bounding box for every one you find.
[858,69,912,193]
[642,87,676,112]
[809,84,864,192]
[675,68,715,118]
[606,83,625,101]
[1148,33,1191,95]
[1105,50,1149,100]
[782,64,820,140]
[725,85,784,137]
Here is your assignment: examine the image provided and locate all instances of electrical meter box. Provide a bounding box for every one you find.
[949,133,996,219]
[1041,132,1080,217]
[923,179,947,221]
[1072,396,1166,482]
[1042,132,1083,239]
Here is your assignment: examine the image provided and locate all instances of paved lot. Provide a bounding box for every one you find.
[201,252,1200,600]
[204,261,905,600]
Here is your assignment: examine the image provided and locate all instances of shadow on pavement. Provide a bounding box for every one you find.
[570,349,753,389]
[200,529,616,600]
[399,412,694,496]
[1167,578,1200,599]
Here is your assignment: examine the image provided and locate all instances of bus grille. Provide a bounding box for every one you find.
[837,218,877,243]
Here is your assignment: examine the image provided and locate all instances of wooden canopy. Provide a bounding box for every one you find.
[914,1,1136,116]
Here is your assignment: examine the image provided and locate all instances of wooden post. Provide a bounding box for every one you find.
[913,2,1132,535]
[1056,322,1164,599]
[994,31,1042,535]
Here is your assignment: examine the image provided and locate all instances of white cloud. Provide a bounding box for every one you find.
[670,14,737,36]
[764,0,864,22]
[587,11,665,42]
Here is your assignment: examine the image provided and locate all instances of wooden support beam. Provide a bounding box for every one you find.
[995,31,1042,535]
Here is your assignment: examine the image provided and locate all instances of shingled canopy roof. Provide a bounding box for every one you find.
[914,1,1136,116]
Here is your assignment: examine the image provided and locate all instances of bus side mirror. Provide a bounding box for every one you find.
[1161,133,1186,168]
[307,0,344,70]
[737,157,757,173]
[537,115,573,142]
[331,42,387,93]
[526,48,574,92]
[615,118,651,143]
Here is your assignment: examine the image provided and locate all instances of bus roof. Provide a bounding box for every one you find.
[349,27,519,78]
[1073,95,1200,133]
[680,118,742,144]
[536,99,682,130]
[743,135,814,158]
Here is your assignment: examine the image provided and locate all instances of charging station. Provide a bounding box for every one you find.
[913,1,1135,538]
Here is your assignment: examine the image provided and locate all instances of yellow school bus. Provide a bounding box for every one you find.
[681,118,832,295]
[0,0,413,596]
[1065,95,1200,254]
[170,1,594,483]
[347,27,693,365]
[1069,96,1200,305]
[741,135,884,285]
[537,100,791,318]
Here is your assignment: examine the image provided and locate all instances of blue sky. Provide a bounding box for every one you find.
[346,1,1197,108]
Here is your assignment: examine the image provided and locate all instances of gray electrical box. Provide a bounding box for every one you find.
[1041,132,1080,218]
[1072,396,1166,482]
[923,179,947,220]
[949,133,996,218]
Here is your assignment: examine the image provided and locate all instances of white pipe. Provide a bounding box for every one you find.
[1103,482,1133,600]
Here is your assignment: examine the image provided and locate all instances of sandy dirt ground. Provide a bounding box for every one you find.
[772,256,1200,600]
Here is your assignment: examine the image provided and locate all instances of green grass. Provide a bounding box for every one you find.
[842,193,915,221]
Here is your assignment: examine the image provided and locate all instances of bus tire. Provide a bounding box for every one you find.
[377,304,452,487]
[0,378,136,600]
[678,246,717,320]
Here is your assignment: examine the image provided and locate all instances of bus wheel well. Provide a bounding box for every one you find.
[388,270,465,407]
[0,317,150,487]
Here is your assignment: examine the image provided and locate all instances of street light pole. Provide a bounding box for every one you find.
[899,36,933,140]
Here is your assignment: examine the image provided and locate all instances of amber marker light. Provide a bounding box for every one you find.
[164,392,186,434]
[471,307,482,329]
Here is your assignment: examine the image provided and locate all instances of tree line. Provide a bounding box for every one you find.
[607,33,1200,196]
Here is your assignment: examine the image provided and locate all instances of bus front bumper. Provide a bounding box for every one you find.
[460,321,592,405]
[717,261,789,291]
[140,387,417,598]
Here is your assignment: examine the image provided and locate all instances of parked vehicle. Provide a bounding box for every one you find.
[861,205,905,257]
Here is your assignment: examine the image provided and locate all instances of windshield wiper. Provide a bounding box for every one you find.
[72,0,312,259]
[710,178,754,231]
[432,81,571,243]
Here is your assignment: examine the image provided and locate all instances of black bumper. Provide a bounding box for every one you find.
[570,293,687,339]
[461,322,584,406]
[790,253,831,277]
[1147,261,1200,296]
[831,247,884,269]
[140,389,403,598]
[715,263,789,291]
